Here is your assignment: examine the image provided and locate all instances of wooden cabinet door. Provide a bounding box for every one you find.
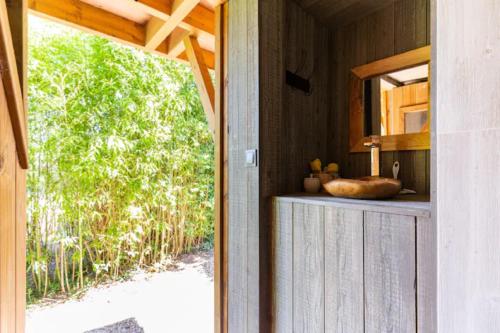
[293,203,325,333]
[364,212,416,333]
[324,207,364,333]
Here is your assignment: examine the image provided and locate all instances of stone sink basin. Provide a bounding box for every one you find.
[323,176,402,200]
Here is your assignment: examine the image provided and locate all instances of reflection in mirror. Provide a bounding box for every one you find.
[364,64,429,137]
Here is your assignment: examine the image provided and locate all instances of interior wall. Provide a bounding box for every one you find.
[227,0,260,332]
[259,0,331,330]
[434,0,500,330]
[329,0,431,194]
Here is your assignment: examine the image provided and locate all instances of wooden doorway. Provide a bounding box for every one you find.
[0,0,228,331]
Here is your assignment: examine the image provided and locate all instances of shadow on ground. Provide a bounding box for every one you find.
[86,318,144,333]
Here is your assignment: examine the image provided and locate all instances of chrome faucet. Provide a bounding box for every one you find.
[364,135,381,177]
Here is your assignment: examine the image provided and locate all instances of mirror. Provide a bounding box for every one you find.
[349,46,431,152]
[365,64,429,137]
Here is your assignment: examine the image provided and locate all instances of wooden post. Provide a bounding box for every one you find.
[214,3,228,332]
[0,1,27,332]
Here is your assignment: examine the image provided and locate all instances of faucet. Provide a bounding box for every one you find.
[364,135,381,177]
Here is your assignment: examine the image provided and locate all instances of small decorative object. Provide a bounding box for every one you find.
[309,158,322,174]
[318,173,333,185]
[304,174,321,194]
[392,161,400,179]
[327,163,339,174]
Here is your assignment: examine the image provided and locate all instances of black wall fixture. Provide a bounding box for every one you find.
[286,70,311,94]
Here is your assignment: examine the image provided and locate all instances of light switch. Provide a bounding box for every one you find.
[245,149,258,167]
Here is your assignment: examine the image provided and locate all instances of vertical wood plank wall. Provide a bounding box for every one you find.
[227,0,260,332]
[364,212,416,333]
[259,0,331,330]
[434,0,500,331]
[229,0,433,330]
[329,0,431,194]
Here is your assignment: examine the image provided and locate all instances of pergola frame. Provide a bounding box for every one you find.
[28,0,219,133]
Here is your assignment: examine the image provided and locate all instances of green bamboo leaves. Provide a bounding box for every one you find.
[27,18,214,303]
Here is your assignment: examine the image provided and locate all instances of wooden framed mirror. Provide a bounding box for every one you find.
[349,46,431,152]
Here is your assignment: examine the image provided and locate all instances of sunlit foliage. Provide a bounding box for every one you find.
[27,19,214,302]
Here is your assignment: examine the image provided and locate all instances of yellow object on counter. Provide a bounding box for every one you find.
[327,163,339,173]
[310,158,322,172]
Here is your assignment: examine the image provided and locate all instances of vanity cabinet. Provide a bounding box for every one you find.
[273,196,435,333]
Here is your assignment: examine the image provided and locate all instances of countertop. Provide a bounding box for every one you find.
[274,193,431,218]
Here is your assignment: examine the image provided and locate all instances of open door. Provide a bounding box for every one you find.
[0,0,27,331]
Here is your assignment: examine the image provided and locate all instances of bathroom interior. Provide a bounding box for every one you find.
[266,0,434,331]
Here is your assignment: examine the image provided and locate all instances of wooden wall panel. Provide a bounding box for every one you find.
[273,200,293,333]
[329,0,431,195]
[0,80,17,333]
[364,212,416,333]
[1,1,27,331]
[227,0,259,332]
[434,0,500,331]
[259,0,331,331]
[292,204,324,332]
[417,216,436,332]
[324,207,364,333]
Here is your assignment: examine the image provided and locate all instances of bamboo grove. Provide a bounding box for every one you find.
[27,19,214,302]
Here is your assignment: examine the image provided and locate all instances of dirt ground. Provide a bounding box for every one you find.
[26,251,214,333]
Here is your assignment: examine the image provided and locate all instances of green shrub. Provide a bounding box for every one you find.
[27,18,214,302]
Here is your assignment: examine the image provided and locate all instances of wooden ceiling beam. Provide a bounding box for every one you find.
[28,0,215,69]
[28,0,145,47]
[129,0,215,36]
[166,27,190,58]
[183,35,215,132]
[145,0,200,50]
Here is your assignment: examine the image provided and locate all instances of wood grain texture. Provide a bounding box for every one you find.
[227,0,259,331]
[28,0,215,69]
[0,0,27,168]
[184,35,215,132]
[417,216,436,333]
[259,1,331,330]
[293,203,324,333]
[435,1,500,330]
[364,211,416,333]
[15,163,26,333]
[294,0,397,29]
[214,4,228,332]
[145,0,200,50]
[324,207,363,333]
[0,79,17,333]
[329,0,431,195]
[273,200,293,333]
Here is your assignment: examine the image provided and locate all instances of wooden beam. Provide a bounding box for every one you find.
[352,46,431,79]
[28,0,216,69]
[0,0,28,169]
[166,27,190,58]
[28,0,145,47]
[184,35,215,132]
[129,0,215,36]
[178,48,215,70]
[214,5,228,332]
[145,0,200,50]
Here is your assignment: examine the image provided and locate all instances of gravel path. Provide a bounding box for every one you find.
[27,251,214,333]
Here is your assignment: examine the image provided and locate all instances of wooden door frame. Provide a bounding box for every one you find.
[0,1,27,332]
[2,0,229,331]
[214,2,229,333]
